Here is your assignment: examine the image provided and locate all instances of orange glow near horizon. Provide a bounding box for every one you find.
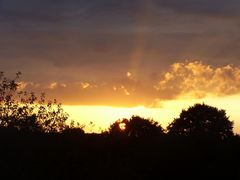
[63,94,240,134]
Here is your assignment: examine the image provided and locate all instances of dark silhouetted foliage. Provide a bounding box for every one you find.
[0,72,72,133]
[62,120,85,136]
[108,116,164,138]
[108,118,129,137]
[0,73,240,179]
[167,103,233,139]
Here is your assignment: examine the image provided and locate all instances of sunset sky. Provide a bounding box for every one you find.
[1,0,240,133]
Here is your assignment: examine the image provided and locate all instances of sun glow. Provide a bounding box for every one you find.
[119,123,126,131]
[63,94,240,134]
[63,105,164,132]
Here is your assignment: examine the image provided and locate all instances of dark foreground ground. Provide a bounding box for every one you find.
[0,131,240,179]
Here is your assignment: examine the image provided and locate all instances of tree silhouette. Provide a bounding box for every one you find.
[167,103,233,139]
[62,120,85,136]
[0,72,70,133]
[108,116,164,138]
[108,118,129,137]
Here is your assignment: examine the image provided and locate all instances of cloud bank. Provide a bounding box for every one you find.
[155,61,240,99]
[18,61,240,107]
[1,0,240,79]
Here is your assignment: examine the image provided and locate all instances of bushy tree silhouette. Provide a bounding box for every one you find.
[0,72,71,133]
[167,103,233,139]
[62,120,85,136]
[108,118,129,137]
[108,116,164,138]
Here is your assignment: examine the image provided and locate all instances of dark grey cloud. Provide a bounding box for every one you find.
[0,0,140,25]
[1,0,240,21]
[1,0,240,84]
[156,0,240,17]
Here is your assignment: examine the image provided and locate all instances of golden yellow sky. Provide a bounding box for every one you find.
[13,61,240,134]
[2,1,240,133]
[8,61,238,134]
[64,94,240,133]
[19,61,240,107]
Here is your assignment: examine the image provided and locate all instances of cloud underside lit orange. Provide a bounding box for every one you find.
[19,61,240,107]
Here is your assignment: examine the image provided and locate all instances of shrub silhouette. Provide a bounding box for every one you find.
[167,103,233,139]
[108,118,129,137]
[108,116,164,138]
[62,120,85,136]
[0,72,70,133]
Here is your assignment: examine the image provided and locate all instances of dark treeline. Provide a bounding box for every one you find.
[1,72,240,179]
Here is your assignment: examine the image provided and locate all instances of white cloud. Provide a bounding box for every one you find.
[18,81,28,90]
[80,82,90,89]
[48,82,58,90]
[155,61,240,99]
